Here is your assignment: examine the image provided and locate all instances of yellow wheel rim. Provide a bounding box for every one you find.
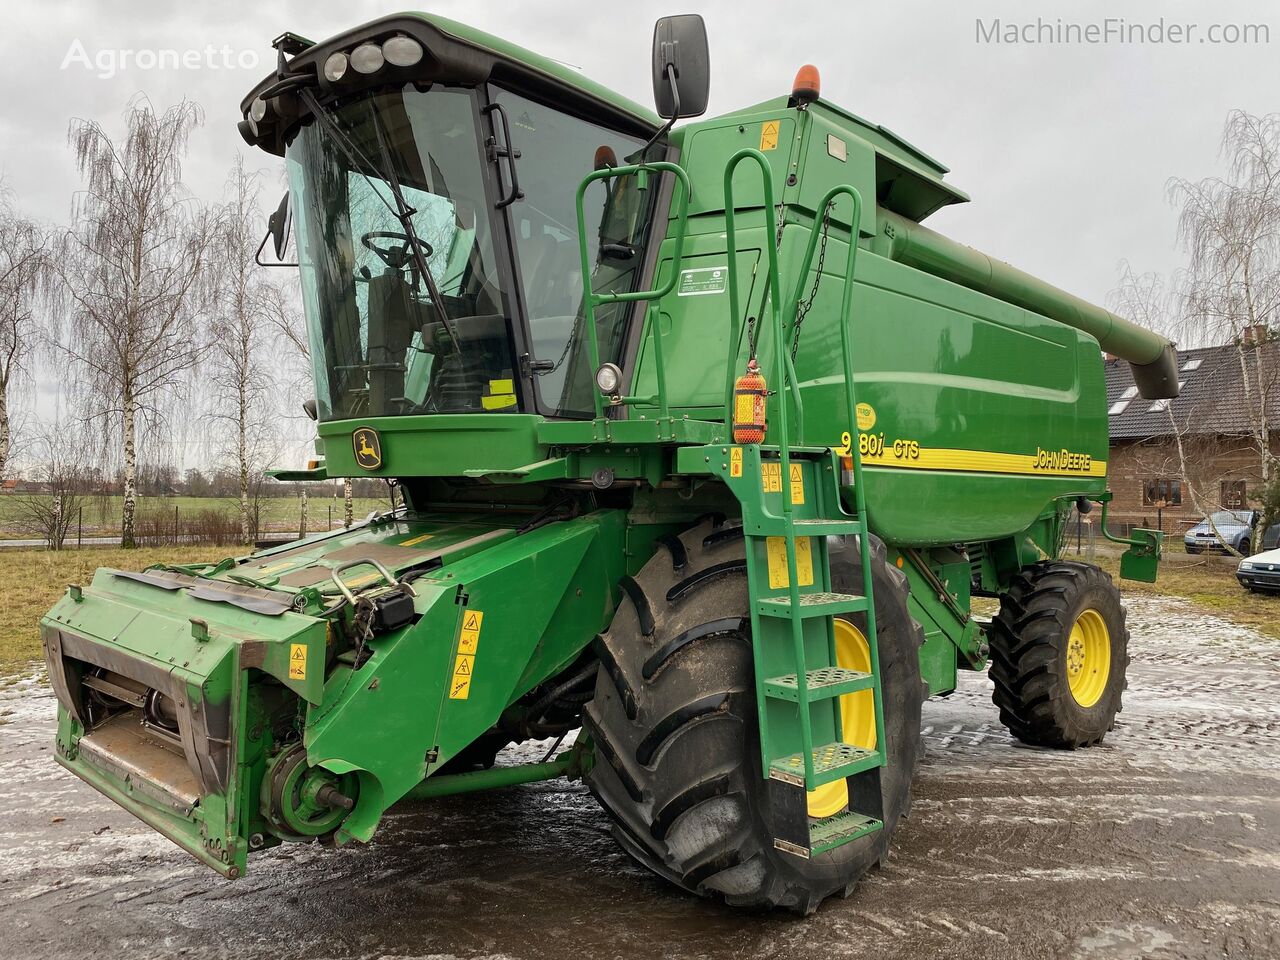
[806,620,877,819]
[1066,609,1111,708]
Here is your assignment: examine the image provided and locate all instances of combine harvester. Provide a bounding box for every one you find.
[42,13,1177,912]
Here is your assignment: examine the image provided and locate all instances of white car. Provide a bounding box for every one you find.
[1237,547,1280,594]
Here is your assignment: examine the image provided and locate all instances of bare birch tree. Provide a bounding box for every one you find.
[0,185,48,478]
[50,98,213,547]
[207,156,275,543]
[1168,110,1280,552]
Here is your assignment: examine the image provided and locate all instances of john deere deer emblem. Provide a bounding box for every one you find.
[352,427,382,470]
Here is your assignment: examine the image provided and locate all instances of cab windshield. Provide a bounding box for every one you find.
[286,83,659,421]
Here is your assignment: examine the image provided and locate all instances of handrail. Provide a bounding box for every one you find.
[573,161,692,420]
[722,150,784,427]
[799,184,886,756]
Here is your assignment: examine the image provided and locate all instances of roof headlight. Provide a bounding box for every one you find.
[382,35,424,67]
[350,43,385,74]
[323,52,349,82]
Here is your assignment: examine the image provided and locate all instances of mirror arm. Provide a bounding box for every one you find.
[640,64,680,159]
[254,229,299,268]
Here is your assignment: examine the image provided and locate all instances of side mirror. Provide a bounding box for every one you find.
[256,192,298,267]
[268,192,292,260]
[652,14,710,119]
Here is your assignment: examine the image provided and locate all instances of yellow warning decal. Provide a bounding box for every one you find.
[481,393,517,410]
[489,379,514,395]
[761,461,783,493]
[760,119,781,151]
[730,447,743,478]
[450,609,484,699]
[766,536,814,589]
[401,532,435,547]
[458,609,483,655]
[450,672,471,700]
[288,643,307,681]
[789,462,805,505]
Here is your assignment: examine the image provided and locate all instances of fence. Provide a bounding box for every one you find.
[12,498,354,551]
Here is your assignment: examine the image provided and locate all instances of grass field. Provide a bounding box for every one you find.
[0,494,390,539]
[0,545,250,672]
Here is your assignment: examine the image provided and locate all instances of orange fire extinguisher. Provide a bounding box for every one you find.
[732,358,767,444]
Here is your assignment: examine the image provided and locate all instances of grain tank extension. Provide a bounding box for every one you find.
[43,13,1173,914]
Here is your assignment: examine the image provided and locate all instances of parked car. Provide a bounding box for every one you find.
[1237,547,1280,594]
[1182,511,1279,554]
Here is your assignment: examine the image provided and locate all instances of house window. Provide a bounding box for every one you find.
[1108,385,1139,416]
[1181,358,1202,372]
[1143,478,1182,506]
[1221,480,1247,510]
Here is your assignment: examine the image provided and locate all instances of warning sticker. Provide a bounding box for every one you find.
[450,610,484,699]
[288,643,307,681]
[450,673,471,700]
[458,609,484,655]
[789,463,805,505]
[766,536,815,589]
[760,119,781,151]
[730,447,743,478]
[761,461,783,493]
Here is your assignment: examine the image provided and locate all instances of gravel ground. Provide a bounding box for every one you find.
[1,595,1277,959]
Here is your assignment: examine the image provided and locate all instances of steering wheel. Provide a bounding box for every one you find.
[361,231,432,271]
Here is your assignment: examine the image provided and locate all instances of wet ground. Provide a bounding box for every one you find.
[2,595,1278,960]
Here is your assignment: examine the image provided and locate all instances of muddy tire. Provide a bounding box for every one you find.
[583,519,924,913]
[989,561,1129,748]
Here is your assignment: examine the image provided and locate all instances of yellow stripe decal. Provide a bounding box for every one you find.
[860,445,1106,478]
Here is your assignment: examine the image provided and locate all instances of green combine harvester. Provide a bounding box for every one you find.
[42,13,1178,912]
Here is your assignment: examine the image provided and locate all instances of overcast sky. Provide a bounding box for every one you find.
[3,0,1277,464]
[6,0,1277,304]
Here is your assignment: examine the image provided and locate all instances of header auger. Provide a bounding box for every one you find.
[44,12,1172,912]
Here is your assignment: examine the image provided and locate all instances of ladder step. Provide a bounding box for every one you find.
[753,517,863,537]
[769,742,882,788]
[763,666,874,702]
[775,810,884,859]
[757,592,866,618]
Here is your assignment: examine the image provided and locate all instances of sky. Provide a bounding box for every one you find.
[3,0,1277,464]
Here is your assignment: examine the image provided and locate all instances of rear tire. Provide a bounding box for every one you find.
[989,561,1129,748]
[583,519,924,913]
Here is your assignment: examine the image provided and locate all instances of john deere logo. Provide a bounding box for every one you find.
[352,427,382,470]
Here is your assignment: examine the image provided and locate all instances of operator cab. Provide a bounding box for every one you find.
[240,16,679,422]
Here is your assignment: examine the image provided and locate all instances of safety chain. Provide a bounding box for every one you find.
[791,201,833,361]
[351,597,376,667]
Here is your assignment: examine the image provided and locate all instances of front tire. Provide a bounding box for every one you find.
[989,561,1129,748]
[583,519,924,913]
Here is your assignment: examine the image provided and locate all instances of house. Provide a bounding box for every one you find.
[1105,337,1279,536]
